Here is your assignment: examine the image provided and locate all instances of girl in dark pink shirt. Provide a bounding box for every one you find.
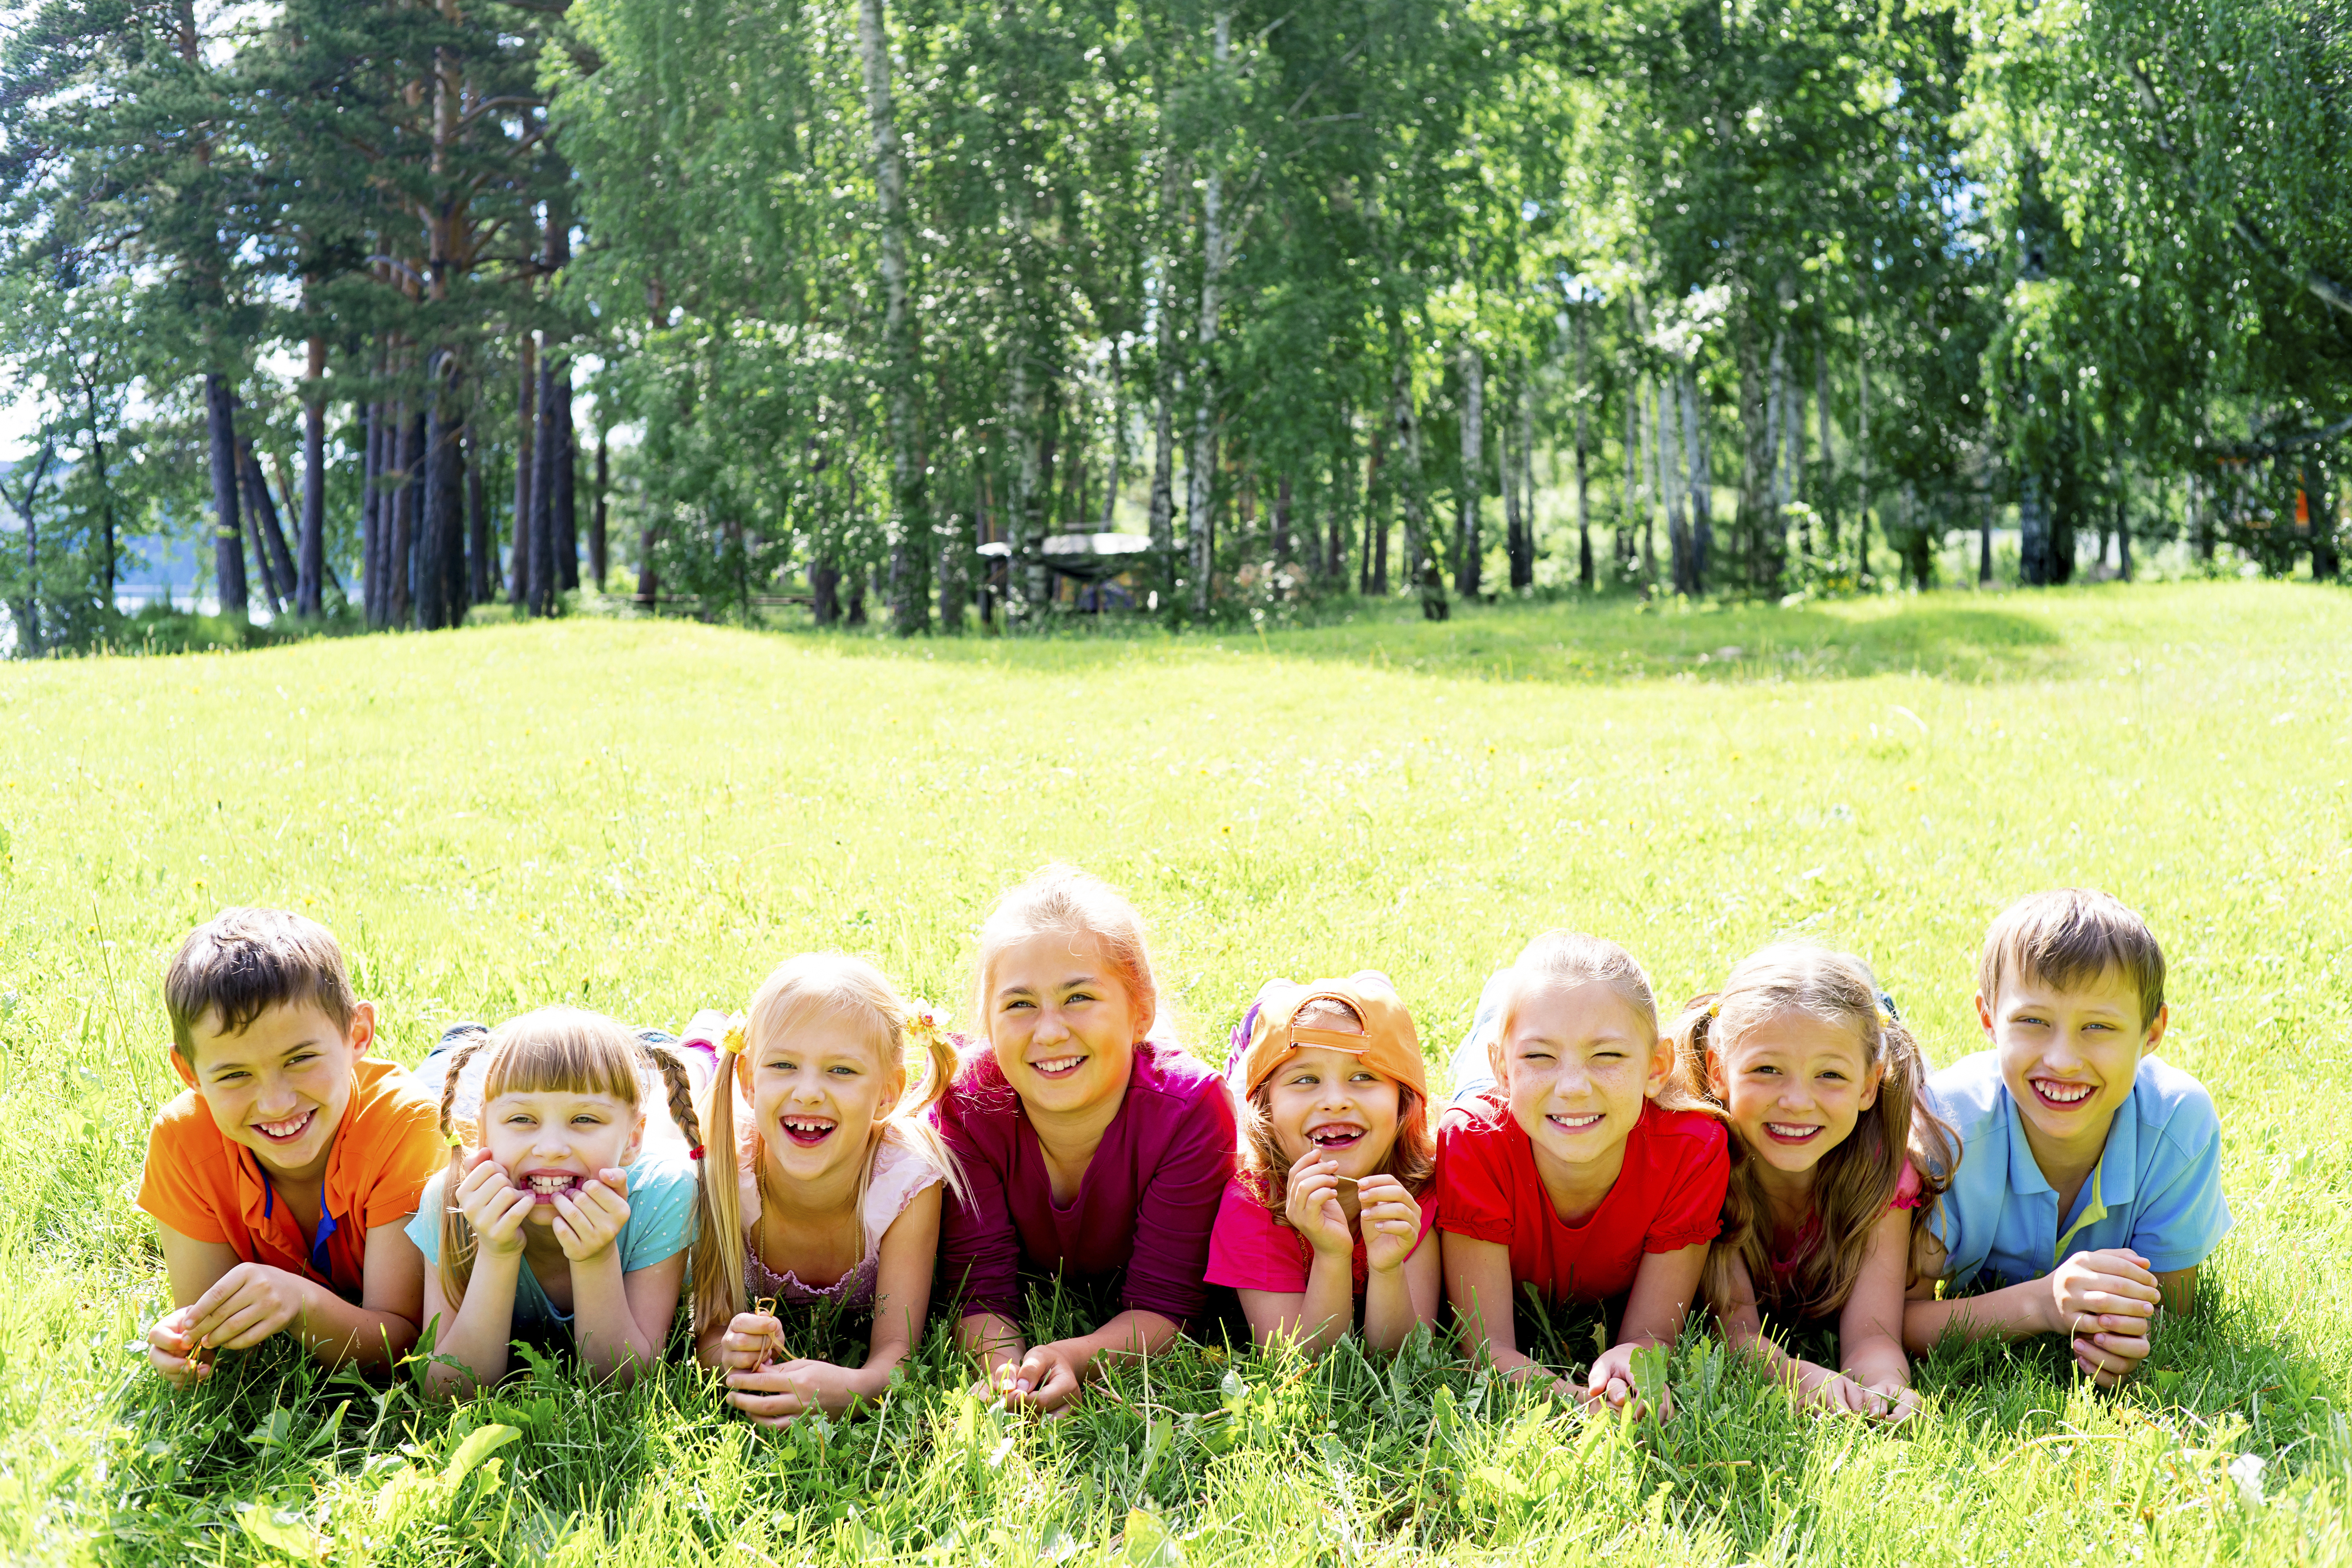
[934,865,1235,1414]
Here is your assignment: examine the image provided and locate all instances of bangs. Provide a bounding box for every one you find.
[747,954,905,1077]
[482,1008,644,1106]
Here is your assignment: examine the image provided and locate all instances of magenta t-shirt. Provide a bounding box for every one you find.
[933,1038,1237,1326]
[1203,1173,1437,1294]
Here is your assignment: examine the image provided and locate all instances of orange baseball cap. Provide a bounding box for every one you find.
[1235,972,1428,1100]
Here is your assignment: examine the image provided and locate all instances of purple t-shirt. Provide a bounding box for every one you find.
[933,1038,1238,1327]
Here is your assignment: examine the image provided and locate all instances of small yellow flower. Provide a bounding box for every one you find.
[720,1014,749,1057]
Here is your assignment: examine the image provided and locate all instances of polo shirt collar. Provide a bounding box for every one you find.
[2002,1073,2143,1220]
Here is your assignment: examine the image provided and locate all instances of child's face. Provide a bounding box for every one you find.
[747,1013,902,1185]
[172,1000,374,1181]
[481,1087,645,1223]
[986,929,1140,1117]
[1263,1044,1404,1179]
[1708,1009,1882,1180]
[1500,981,1668,1175]
[1981,965,2165,1152]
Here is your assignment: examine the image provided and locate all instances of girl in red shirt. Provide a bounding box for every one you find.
[1205,973,1440,1353]
[1667,944,1954,1424]
[1435,931,1727,1413]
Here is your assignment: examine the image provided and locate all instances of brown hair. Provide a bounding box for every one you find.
[433,1007,728,1325]
[1666,944,1958,1321]
[1238,997,1436,1215]
[967,863,1169,1048]
[1484,931,1702,1110]
[1977,887,2166,1028]
[696,953,966,1332]
[164,907,357,1059]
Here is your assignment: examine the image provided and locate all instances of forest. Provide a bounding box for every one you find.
[0,0,2345,651]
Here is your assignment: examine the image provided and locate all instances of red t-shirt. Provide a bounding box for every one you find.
[1203,1173,1437,1294]
[1434,1096,1728,1304]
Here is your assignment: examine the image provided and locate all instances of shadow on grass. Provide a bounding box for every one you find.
[760,593,2074,688]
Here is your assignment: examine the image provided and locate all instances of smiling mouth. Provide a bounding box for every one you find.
[779,1115,838,1148]
[1307,1124,1366,1149]
[1546,1111,1604,1133]
[1029,1054,1086,1080]
[2031,1078,2096,1108]
[523,1172,583,1204]
[1764,1122,1824,1145]
[252,1109,316,1144]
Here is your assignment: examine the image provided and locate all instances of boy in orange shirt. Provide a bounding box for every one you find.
[138,908,443,1386]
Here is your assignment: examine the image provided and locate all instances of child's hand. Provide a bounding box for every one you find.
[994,1339,1084,1414]
[1801,1363,1919,1424]
[454,1150,535,1257]
[1282,1151,1355,1258]
[1584,1343,1673,1421]
[2044,1249,2161,1339]
[2071,1323,2153,1388]
[725,1358,849,1425]
[552,1168,632,1263]
[1355,1174,1423,1276]
[147,1305,211,1389]
[717,1311,785,1373]
[183,1263,310,1353]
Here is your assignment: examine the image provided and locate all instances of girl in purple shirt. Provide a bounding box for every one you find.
[934,864,1236,1414]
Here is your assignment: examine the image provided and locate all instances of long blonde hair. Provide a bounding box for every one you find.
[432,1007,727,1320]
[697,953,966,1330]
[1666,944,1956,1321]
[966,864,1172,1050]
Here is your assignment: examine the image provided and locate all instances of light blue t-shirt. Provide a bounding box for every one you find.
[1926,1050,2231,1291]
[405,1148,700,1335]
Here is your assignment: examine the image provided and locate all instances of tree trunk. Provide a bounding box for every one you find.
[1634,374,1658,594]
[4,439,54,653]
[1330,408,1355,585]
[1680,369,1711,592]
[1457,345,1483,597]
[419,355,463,630]
[466,421,489,606]
[397,407,424,627]
[1367,423,1388,595]
[1655,367,1691,595]
[1855,351,1872,584]
[1572,314,1591,591]
[1783,339,1806,562]
[858,0,926,634]
[205,373,249,621]
[1188,13,1232,618]
[512,332,535,606]
[1979,495,1994,584]
[240,434,296,613]
[361,398,383,627]
[845,566,867,625]
[591,432,609,591]
[385,405,412,628]
[2306,457,2337,580]
[555,368,577,592]
[1765,290,1789,584]
[297,334,325,617]
[530,354,559,615]
[1392,356,1446,621]
[1272,472,1292,564]
[1815,342,1837,551]
[1149,368,1178,612]
[1499,395,1521,592]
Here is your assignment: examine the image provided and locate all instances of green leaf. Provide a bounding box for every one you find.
[1628,1344,1671,1408]
[1122,1509,1186,1567]
[439,1423,521,1489]
[236,1501,326,1564]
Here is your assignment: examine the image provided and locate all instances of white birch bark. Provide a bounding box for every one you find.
[1187,12,1232,615]
[1458,345,1483,592]
[857,0,922,631]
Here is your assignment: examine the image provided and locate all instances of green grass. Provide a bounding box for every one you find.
[1,579,2348,1565]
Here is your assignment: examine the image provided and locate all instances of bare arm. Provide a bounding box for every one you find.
[570,1247,685,1386]
[1902,1244,2163,1389]
[723,1186,945,1423]
[1833,1208,1918,1417]
[419,1246,523,1397]
[156,1221,426,1386]
[1586,1241,1708,1413]
[1443,1231,1572,1392]
[1236,1245,1356,1354]
[1004,1310,1182,1414]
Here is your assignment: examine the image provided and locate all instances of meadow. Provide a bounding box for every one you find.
[0,579,2347,1566]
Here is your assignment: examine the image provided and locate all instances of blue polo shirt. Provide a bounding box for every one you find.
[1926,1051,2230,1291]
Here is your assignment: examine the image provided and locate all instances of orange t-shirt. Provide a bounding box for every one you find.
[135,1056,445,1302]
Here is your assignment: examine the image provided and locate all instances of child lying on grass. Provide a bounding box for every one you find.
[140,909,442,1387]
[1906,889,2231,1386]
[1209,973,1439,1353]
[1438,931,1728,1414]
[1670,944,1954,1423]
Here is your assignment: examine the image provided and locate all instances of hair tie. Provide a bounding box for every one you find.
[1706,1000,1721,1018]
[443,1129,463,1147]
[687,1145,705,1161]
[904,1000,947,1051]
[1876,990,1901,1027]
[719,1014,748,1057]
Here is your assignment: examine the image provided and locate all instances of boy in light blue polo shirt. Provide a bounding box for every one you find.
[1905,889,2230,1387]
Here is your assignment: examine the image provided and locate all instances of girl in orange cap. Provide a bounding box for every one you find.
[1207,973,1440,1352]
